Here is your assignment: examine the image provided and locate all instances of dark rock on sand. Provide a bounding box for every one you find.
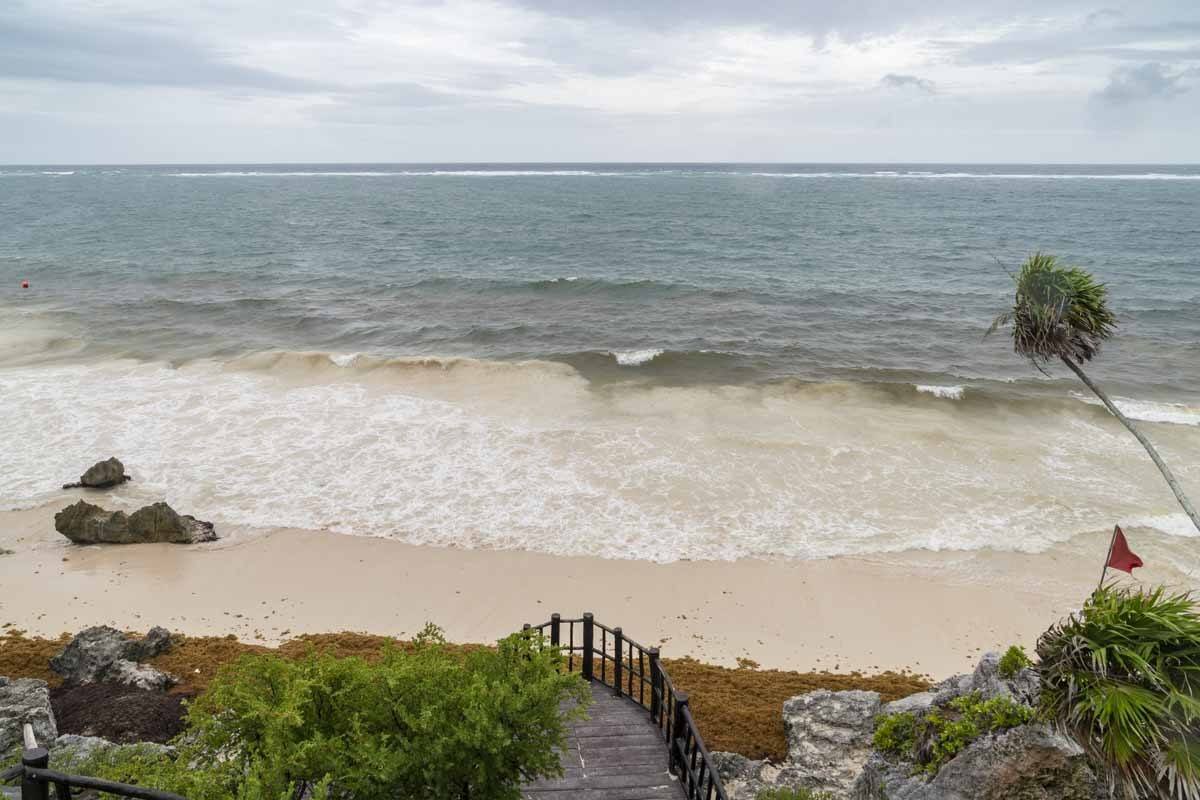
[55,500,217,545]
[0,676,58,753]
[62,457,131,490]
[50,626,177,690]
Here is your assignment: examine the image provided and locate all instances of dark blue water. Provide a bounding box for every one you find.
[2,163,1198,398]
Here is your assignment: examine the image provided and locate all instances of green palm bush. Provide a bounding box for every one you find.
[990,253,1199,533]
[1037,585,1200,800]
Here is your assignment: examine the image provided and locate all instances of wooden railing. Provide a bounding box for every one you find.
[524,612,729,800]
[1,724,186,800]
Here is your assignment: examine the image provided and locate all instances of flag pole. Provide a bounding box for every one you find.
[1096,525,1118,594]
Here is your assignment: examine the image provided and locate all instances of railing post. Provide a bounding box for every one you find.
[648,646,662,722]
[581,612,594,680]
[21,747,49,800]
[550,613,561,649]
[612,627,624,696]
[670,691,690,776]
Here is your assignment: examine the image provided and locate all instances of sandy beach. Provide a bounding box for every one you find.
[3,499,1193,679]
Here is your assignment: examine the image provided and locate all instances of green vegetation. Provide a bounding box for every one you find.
[755,788,836,800]
[873,692,1034,776]
[1038,585,1200,800]
[997,645,1031,678]
[990,252,1199,533]
[65,624,588,800]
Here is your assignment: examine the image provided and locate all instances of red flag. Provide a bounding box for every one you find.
[1107,526,1143,574]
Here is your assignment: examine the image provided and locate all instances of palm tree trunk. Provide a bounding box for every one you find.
[1061,355,1200,534]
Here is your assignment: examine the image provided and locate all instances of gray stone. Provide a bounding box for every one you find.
[882,691,937,717]
[782,689,881,796]
[105,659,176,692]
[852,724,1107,800]
[49,626,177,689]
[51,735,174,771]
[63,457,130,490]
[0,678,57,753]
[55,500,217,545]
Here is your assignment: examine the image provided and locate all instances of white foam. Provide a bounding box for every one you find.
[611,348,664,366]
[166,170,605,178]
[916,384,965,400]
[328,352,360,367]
[41,170,75,175]
[1072,393,1200,426]
[1126,513,1199,538]
[2,358,1197,564]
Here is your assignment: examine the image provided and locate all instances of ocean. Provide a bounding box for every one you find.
[1,164,1198,565]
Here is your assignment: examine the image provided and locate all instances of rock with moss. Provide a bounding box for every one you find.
[0,677,57,753]
[852,723,1105,800]
[55,500,217,545]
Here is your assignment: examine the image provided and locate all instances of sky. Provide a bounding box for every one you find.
[1,0,1199,163]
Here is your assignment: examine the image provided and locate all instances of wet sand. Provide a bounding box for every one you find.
[4,500,1191,679]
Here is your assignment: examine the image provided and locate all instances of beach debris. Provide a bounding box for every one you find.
[50,626,177,691]
[62,457,132,490]
[0,676,58,754]
[20,280,29,289]
[54,500,217,545]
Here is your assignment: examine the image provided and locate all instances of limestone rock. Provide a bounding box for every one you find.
[52,735,174,771]
[851,724,1106,800]
[782,689,881,796]
[882,691,937,717]
[0,677,57,753]
[49,626,177,690]
[63,457,131,490]
[55,500,216,545]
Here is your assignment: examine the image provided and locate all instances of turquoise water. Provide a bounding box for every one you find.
[1,164,1198,563]
[2,163,1198,396]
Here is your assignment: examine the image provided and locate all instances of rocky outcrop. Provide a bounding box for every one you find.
[52,734,173,767]
[852,724,1104,800]
[49,626,176,690]
[784,690,881,795]
[0,677,57,753]
[55,500,217,545]
[714,690,881,799]
[62,457,131,490]
[715,653,1110,800]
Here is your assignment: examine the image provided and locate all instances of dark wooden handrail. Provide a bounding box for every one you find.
[525,612,729,800]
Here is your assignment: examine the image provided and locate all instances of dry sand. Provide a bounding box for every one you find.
[1,500,1193,679]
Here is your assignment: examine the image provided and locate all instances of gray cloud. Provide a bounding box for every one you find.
[0,3,331,92]
[880,73,936,93]
[1095,62,1194,105]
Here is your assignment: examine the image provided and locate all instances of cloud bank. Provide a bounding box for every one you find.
[0,0,1197,162]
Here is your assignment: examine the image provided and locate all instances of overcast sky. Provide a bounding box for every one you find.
[2,0,1198,163]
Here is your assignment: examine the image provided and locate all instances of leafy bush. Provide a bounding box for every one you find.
[872,692,1033,775]
[997,645,1032,678]
[1038,585,1200,800]
[68,625,589,800]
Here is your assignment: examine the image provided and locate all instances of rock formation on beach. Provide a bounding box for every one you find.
[62,457,131,490]
[0,676,57,754]
[50,626,177,691]
[714,651,1106,800]
[54,500,217,545]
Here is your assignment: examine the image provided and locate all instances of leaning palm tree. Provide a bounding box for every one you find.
[990,253,1200,534]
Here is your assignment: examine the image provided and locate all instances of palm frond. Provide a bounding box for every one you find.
[988,253,1118,366]
[1038,585,1200,800]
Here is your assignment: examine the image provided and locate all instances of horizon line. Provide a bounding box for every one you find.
[4,160,1199,168]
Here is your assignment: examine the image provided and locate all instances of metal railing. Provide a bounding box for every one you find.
[1,724,186,800]
[524,612,729,800]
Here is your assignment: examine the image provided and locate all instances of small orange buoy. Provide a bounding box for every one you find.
[20,280,29,289]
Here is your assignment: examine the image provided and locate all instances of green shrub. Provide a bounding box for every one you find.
[997,645,1032,678]
[872,692,1033,776]
[1038,585,1200,800]
[67,624,589,800]
[872,710,919,756]
[755,788,836,800]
